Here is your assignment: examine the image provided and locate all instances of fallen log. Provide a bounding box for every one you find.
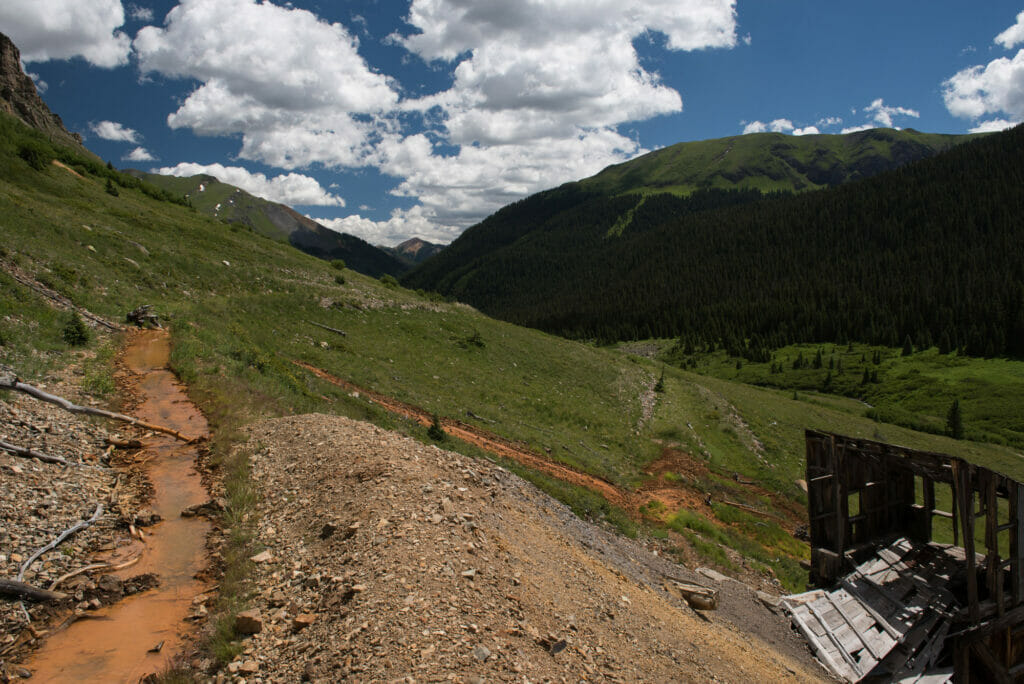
[305,320,347,337]
[0,579,67,603]
[18,504,104,581]
[0,439,68,466]
[0,371,195,443]
[4,269,121,331]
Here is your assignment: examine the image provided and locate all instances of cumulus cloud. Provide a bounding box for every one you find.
[135,0,399,169]
[943,13,1024,129]
[943,49,1024,121]
[127,4,154,22]
[995,10,1024,49]
[862,99,919,128]
[817,116,843,127]
[314,206,451,247]
[0,0,130,67]
[367,129,643,242]
[968,118,1020,133]
[91,120,139,142]
[124,146,155,161]
[835,99,919,133]
[742,118,794,134]
[153,162,345,207]
[792,126,819,136]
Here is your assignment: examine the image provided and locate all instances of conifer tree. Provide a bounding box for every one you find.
[947,399,964,440]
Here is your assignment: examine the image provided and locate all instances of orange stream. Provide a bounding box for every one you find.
[25,330,211,682]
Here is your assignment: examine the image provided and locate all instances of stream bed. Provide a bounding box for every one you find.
[25,330,211,682]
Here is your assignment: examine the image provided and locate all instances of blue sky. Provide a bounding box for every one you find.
[2,1,1023,246]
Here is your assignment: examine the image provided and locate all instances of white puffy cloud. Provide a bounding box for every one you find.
[134,0,399,169]
[127,4,154,22]
[862,99,919,128]
[943,13,1024,128]
[400,0,735,145]
[366,129,643,243]
[840,124,874,134]
[943,49,1024,121]
[153,162,345,207]
[0,0,130,67]
[124,147,155,161]
[314,206,452,247]
[792,126,819,136]
[742,119,794,134]
[968,118,1020,133]
[995,10,1024,49]
[817,116,843,127]
[91,120,139,142]
[835,99,919,134]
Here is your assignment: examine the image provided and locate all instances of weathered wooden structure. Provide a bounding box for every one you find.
[795,430,1024,682]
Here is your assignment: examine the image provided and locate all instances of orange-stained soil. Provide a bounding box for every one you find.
[25,330,211,682]
[293,360,805,531]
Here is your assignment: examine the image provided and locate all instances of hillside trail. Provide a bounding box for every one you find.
[293,360,803,531]
[24,330,210,682]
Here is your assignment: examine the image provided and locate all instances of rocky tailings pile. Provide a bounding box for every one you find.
[236,414,827,682]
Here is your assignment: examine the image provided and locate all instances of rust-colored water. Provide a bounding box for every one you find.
[25,330,211,682]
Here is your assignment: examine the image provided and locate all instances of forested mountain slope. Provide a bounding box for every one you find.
[405,126,1021,357]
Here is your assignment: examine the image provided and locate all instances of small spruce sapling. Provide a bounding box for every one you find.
[61,312,89,346]
[427,413,445,441]
[946,399,964,440]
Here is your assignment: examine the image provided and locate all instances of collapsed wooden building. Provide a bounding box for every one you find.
[783,430,1024,682]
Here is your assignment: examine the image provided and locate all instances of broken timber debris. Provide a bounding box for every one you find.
[126,304,161,328]
[783,430,1024,683]
[0,369,195,443]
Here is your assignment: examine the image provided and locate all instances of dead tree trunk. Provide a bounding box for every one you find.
[0,579,67,603]
[0,439,68,466]
[0,371,195,443]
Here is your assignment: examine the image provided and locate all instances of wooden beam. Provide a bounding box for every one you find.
[1014,482,1024,606]
[923,477,936,543]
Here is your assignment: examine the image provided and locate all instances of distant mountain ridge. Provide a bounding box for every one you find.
[405,128,977,298]
[0,31,85,149]
[382,237,445,266]
[130,171,409,279]
[579,127,975,197]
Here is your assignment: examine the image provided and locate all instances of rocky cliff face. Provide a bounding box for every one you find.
[0,32,83,147]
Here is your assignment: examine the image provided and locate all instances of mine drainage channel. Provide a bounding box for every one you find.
[26,329,211,682]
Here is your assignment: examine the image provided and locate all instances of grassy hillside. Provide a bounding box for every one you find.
[130,170,409,278]
[582,128,974,196]
[3,111,1021,595]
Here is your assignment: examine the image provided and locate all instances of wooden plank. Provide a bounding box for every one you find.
[809,601,863,679]
[826,591,889,660]
[954,460,980,622]
[842,577,904,639]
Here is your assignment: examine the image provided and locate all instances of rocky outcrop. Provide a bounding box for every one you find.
[0,32,83,147]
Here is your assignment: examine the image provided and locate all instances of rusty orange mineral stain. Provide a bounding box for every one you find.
[26,330,211,682]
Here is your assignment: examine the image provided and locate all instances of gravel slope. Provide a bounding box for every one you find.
[235,414,827,682]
